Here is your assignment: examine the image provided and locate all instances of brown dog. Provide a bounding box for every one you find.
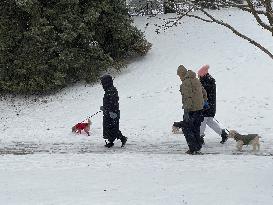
[72,119,91,136]
[228,130,260,152]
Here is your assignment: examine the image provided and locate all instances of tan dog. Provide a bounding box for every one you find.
[172,121,184,134]
[172,126,182,134]
[72,119,91,136]
[228,130,260,152]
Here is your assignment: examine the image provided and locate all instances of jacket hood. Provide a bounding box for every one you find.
[177,65,187,81]
[184,70,196,80]
[100,74,113,90]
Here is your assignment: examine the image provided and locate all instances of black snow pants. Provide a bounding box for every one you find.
[182,110,204,152]
[103,113,125,143]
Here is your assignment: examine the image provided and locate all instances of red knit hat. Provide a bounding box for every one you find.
[198,64,209,77]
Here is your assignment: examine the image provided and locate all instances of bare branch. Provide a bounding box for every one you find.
[245,0,272,32]
[224,1,267,15]
[155,6,196,32]
[261,0,273,27]
[199,8,273,59]
[176,6,196,22]
[186,14,213,22]
[143,0,273,59]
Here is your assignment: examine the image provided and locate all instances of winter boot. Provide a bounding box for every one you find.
[220,129,228,144]
[185,150,194,155]
[120,136,127,147]
[185,150,203,155]
[192,151,203,155]
[105,140,114,148]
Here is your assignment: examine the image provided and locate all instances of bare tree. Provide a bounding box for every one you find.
[153,0,273,59]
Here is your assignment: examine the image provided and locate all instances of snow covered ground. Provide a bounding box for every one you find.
[1,9,273,205]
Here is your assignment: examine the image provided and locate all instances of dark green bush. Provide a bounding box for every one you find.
[0,0,151,94]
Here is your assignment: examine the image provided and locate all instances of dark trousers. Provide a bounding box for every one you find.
[182,110,204,152]
[103,117,124,143]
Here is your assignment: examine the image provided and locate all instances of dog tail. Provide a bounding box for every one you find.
[72,126,76,132]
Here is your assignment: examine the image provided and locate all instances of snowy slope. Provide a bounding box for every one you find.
[0,9,273,205]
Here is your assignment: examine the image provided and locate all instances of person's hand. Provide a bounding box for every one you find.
[100,106,104,111]
[109,112,117,119]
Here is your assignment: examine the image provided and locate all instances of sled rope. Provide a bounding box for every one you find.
[214,118,230,133]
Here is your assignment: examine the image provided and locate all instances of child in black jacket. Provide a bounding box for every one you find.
[100,74,127,148]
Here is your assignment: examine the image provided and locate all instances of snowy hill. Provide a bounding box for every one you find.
[1,9,273,205]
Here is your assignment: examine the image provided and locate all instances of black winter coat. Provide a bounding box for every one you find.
[103,86,120,119]
[101,75,121,141]
[101,74,120,118]
[199,74,216,117]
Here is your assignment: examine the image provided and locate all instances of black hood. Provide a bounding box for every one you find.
[100,74,113,90]
[200,73,215,84]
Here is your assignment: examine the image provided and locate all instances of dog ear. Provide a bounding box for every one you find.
[88,119,92,125]
[227,130,235,138]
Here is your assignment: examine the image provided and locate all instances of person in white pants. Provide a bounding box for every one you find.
[198,64,228,144]
[200,117,223,137]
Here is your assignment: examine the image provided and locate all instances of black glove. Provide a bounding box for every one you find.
[203,101,210,110]
[100,106,104,111]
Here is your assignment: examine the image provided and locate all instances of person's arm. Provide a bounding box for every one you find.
[105,89,119,119]
[181,82,193,111]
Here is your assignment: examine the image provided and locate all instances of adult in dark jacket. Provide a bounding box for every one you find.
[197,64,228,144]
[100,74,127,148]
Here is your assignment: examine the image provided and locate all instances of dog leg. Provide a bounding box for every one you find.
[252,138,260,152]
[171,126,175,133]
[236,141,244,151]
[253,143,257,152]
[84,127,90,136]
[85,129,90,136]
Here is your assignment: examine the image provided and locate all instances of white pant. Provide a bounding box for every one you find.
[200,117,222,136]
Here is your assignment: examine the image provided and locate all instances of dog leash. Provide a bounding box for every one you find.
[213,118,230,133]
[80,110,102,123]
[88,110,102,119]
